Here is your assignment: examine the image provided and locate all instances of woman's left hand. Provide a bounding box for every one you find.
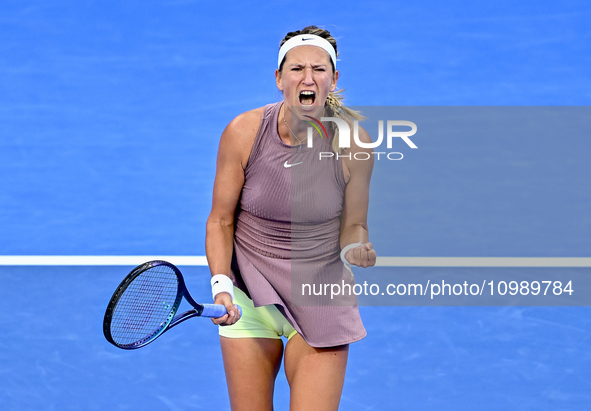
[345,242,376,268]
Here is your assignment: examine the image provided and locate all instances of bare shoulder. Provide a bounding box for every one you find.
[219,106,266,168]
[342,122,374,183]
[348,123,373,151]
[225,107,265,136]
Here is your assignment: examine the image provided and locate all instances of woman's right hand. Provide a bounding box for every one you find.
[210,292,241,326]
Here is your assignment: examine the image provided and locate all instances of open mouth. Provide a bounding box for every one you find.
[299,90,315,108]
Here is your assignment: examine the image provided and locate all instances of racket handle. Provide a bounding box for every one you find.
[201,303,242,319]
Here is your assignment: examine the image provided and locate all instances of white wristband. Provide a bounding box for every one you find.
[340,242,362,265]
[211,274,234,301]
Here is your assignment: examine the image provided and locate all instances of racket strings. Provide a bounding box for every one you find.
[110,265,180,346]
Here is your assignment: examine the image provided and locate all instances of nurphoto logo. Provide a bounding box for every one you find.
[304,116,418,161]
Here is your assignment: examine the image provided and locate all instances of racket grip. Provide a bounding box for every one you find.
[201,304,242,319]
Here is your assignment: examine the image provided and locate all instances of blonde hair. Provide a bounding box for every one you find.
[279,26,366,153]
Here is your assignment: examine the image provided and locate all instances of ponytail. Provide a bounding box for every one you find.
[326,89,366,153]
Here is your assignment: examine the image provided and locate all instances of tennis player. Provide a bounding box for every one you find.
[206,25,376,411]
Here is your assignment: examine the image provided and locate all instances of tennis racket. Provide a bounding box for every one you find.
[103,260,241,350]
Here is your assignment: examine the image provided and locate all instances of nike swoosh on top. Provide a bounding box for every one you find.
[284,161,304,168]
[302,38,314,41]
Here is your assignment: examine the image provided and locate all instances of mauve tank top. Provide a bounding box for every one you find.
[231,101,366,347]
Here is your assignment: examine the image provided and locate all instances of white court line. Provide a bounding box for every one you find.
[0,256,590,267]
[376,257,591,267]
[0,255,208,266]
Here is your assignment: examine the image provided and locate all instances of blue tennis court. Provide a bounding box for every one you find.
[1,1,590,410]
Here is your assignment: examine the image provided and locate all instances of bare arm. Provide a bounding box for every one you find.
[340,125,377,268]
[206,108,263,324]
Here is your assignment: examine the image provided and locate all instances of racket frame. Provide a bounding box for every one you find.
[103,260,207,350]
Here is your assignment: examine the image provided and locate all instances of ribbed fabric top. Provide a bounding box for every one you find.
[231,102,366,347]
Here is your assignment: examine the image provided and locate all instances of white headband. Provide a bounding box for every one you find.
[277,34,337,70]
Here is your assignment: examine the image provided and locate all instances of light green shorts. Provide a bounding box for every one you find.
[219,287,298,341]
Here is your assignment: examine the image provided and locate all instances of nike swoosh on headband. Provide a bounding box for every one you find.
[284,161,304,168]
